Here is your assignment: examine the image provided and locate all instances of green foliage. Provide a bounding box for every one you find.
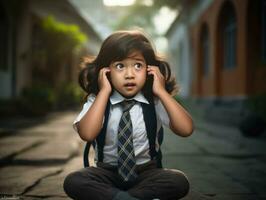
[41,16,87,57]
[56,82,84,108]
[16,83,84,116]
[19,84,56,116]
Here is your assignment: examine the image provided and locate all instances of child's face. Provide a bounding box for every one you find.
[109,51,147,98]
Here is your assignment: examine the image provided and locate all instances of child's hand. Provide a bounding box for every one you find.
[98,67,112,94]
[147,65,166,96]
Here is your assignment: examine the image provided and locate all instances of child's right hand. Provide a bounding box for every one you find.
[98,67,112,94]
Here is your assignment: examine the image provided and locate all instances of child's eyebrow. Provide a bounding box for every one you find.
[134,58,145,62]
[128,56,145,62]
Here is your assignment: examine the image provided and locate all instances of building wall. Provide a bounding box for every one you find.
[167,0,214,97]
[191,0,266,97]
[166,0,266,125]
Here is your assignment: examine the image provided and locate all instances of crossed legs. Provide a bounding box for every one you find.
[64,164,189,200]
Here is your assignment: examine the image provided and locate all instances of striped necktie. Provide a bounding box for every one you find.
[117,100,138,182]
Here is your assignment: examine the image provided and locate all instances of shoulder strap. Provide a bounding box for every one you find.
[95,101,111,162]
[141,102,157,159]
[83,101,110,167]
[142,101,164,168]
[83,142,91,167]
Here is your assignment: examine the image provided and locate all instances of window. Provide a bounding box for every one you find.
[0,5,8,71]
[201,24,210,76]
[221,3,237,69]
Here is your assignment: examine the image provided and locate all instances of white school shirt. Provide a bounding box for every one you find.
[73,91,170,166]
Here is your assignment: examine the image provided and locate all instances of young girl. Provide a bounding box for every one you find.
[64,30,193,200]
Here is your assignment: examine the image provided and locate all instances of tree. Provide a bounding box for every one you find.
[39,15,87,87]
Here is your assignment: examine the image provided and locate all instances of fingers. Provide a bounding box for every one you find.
[99,67,110,77]
[147,65,164,80]
[147,65,166,96]
[147,65,159,73]
[98,67,112,93]
[99,67,110,82]
[98,67,111,83]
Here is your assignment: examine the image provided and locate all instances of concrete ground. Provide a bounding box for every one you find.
[0,110,266,200]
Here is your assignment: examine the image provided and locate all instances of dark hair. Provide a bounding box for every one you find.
[79,30,178,102]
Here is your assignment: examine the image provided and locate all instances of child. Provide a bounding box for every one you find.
[64,30,193,200]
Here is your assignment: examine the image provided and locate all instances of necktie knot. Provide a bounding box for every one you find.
[121,100,136,112]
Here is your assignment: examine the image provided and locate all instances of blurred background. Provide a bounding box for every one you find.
[0,0,266,199]
[0,0,266,139]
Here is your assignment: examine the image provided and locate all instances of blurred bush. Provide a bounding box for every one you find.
[239,93,266,137]
[18,84,56,116]
[55,82,84,109]
[31,16,88,88]
[41,15,87,57]
[247,93,266,121]
[0,83,84,117]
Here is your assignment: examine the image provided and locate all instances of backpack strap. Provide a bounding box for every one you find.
[96,101,111,162]
[141,102,164,168]
[83,101,110,167]
[141,102,157,159]
[83,141,91,167]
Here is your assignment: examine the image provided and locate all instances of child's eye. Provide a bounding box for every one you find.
[134,63,142,70]
[115,63,124,70]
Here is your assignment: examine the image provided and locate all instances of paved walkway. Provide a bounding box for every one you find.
[0,111,266,200]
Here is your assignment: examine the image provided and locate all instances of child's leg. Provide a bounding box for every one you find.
[64,167,121,200]
[128,168,190,200]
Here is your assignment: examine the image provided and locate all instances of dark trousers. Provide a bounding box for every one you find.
[63,160,189,200]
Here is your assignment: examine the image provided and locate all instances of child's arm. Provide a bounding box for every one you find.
[77,68,111,141]
[147,66,194,137]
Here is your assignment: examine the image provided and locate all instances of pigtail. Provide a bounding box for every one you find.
[78,56,99,100]
[78,67,89,92]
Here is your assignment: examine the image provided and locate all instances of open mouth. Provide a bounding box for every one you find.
[124,83,136,88]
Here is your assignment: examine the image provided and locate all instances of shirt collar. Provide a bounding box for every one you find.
[110,90,149,105]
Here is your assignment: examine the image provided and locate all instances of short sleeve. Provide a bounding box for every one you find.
[73,94,96,132]
[154,99,170,129]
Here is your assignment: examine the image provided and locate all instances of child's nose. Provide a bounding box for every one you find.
[125,66,135,79]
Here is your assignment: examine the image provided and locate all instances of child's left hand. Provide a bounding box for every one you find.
[147,65,166,96]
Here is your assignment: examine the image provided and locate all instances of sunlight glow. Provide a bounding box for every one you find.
[103,0,136,6]
[153,6,178,35]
